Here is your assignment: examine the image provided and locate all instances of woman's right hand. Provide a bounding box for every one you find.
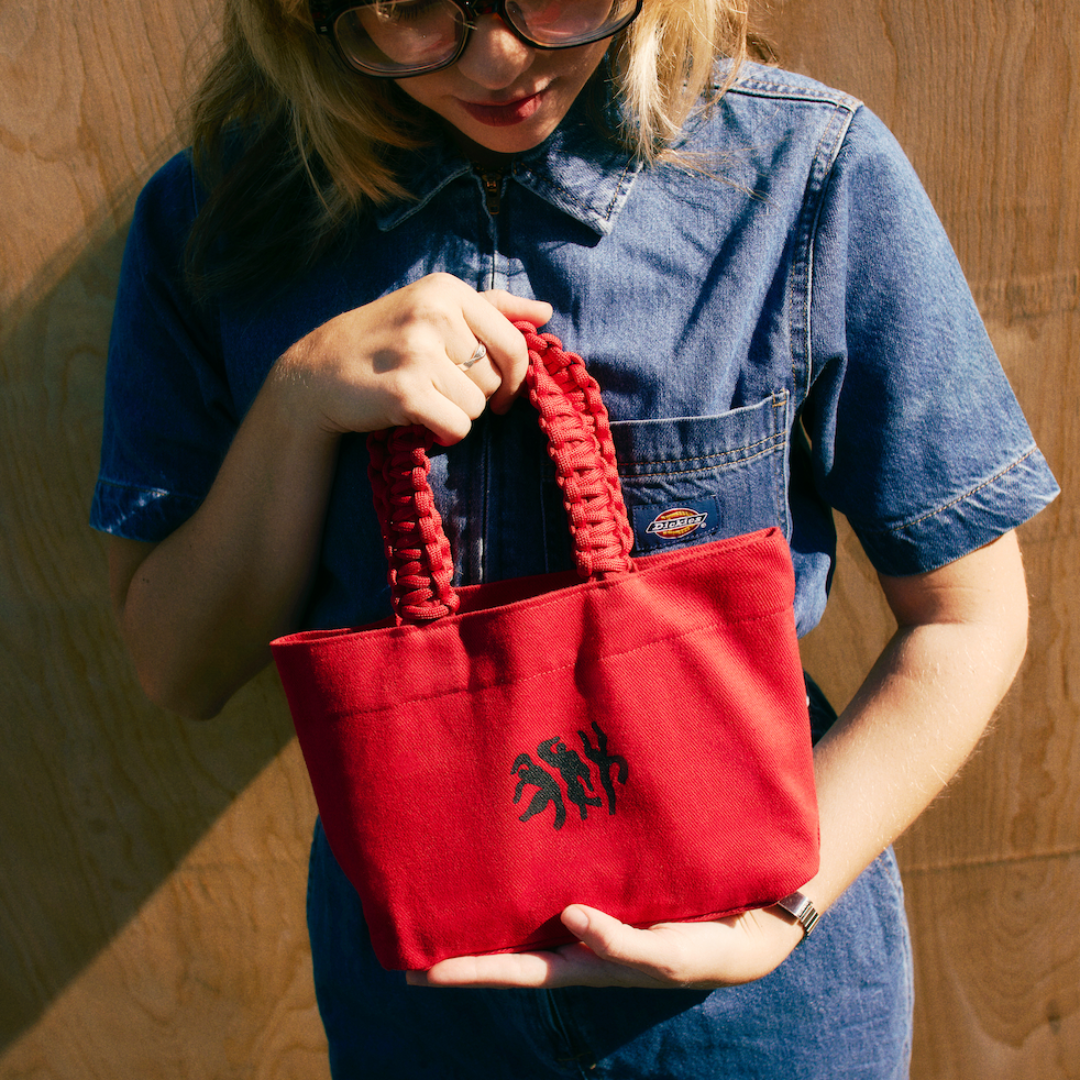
[271,273,553,446]
[111,275,552,718]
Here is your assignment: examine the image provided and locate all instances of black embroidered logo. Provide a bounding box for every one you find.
[511,721,628,831]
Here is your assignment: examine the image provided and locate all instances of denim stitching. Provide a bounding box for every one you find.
[620,439,784,477]
[96,476,172,497]
[771,393,791,536]
[861,449,1041,536]
[626,429,780,463]
[729,77,862,112]
[602,157,637,219]
[515,155,634,220]
[791,103,857,407]
[94,476,211,505]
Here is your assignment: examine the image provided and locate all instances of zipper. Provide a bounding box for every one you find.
[476,166,505,216]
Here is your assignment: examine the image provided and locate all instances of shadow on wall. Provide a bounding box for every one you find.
[0,215,300,1050]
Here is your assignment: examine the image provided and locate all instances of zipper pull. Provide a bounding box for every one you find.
[477,167,504,216]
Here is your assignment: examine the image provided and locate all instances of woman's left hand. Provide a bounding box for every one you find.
[405,903,805,990]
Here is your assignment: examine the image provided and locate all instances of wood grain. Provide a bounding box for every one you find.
[782,0,1080,1075]
[904,855,1080,1078]
[0,0,1075,1077]
[2,741,327,1080]
[1,1,329,1076]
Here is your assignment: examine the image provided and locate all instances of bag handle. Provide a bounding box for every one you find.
[366,323,635,626]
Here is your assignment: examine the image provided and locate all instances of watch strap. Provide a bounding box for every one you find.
[775,890,821,943]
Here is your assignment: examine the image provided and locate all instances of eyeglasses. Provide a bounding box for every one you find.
[309,0,643,78]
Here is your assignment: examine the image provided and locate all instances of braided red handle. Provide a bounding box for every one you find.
[366,324,635,626]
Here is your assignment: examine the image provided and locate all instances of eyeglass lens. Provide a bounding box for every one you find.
[334,0,639,76]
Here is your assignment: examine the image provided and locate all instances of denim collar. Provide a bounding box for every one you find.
[373,98,642,236]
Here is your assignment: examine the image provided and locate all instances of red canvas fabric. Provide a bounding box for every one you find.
[272,328,818,971]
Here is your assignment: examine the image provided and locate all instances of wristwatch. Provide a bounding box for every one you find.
[775,890,821,943]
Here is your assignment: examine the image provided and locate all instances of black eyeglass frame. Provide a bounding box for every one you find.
[309,0,643,78]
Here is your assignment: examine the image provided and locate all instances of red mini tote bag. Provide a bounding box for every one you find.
[272,326,819,971]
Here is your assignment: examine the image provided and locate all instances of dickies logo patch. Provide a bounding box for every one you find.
[645,507,708,541]
[630,497,720,553]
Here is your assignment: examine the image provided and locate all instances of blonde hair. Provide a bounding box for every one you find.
[186,0,756,293]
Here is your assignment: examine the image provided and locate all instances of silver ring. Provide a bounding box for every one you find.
[460,342,486,370]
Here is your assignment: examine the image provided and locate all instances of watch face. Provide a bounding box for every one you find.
[777,891,819,937]
[779,891,807,914]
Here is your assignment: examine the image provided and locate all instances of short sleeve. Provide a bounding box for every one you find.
[90,152,236,542]
[803,106,1058,576]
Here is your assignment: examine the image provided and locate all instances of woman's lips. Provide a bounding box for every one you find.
[459,90,545,127]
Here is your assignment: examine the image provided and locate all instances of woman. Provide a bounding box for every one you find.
[92,0,1059,1074]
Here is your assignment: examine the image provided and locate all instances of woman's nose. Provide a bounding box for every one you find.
[453,14,534,88]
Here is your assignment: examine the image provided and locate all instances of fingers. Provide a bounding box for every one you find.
[466,290,552,414]
[405,909,695,991]
[480,289,553,328]
[285,274,554,445]
[458,341,488,371]
[444,336,503,409]
[378,276,547,428]
[407,936,668,991]
[455,298,533,416]
[565,906,805,988]
[409,950,565,989]
[405,383,484,447]
[561,906,692,982]
[404,905,804,992]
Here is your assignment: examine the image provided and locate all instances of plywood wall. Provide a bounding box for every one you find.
[775,1,1080,1074]
[1,1,1075,1077]
[0,1,330,1076]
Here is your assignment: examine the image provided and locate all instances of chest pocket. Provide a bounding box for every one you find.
[610,392,791,555]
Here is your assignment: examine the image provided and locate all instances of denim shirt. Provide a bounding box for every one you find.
[91,63,1058,637]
